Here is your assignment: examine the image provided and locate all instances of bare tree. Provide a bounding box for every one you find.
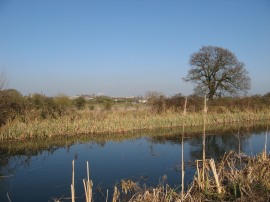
[184,46,251,100]
[0,69,8,91]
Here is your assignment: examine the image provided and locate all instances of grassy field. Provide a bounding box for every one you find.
[0,108,269,141]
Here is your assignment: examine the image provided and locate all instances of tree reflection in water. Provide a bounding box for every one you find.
[0,121,269,202]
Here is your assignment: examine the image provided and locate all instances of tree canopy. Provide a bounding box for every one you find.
[184,46,251,99]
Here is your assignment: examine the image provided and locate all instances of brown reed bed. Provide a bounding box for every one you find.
[63,123,269,202]
[0,121,268,159]
[127,151,270,202]
[60,122,270,202]
[0,109,270,141]
[189,151,270,201]
[65,150,270,202]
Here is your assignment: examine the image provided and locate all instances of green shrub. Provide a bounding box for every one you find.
[26,93,62,119]
[103,101,113,110]
[53,94,71,114]
[72,96,86,110]
[89,105,95,110]
[0,89,25,125]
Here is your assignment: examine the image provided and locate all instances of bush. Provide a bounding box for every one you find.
[103,100,113,110]
[53,94,71,114]
[89,105,95,111]
[72,96,86,110]
[25,93,63,119]
[0,89,25,125]
[148,94,204,113]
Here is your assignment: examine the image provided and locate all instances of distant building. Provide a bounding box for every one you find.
[69,93,105,100]
[97,93,104,96]
[139,99,147,103]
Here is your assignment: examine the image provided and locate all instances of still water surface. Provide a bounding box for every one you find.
[0,124,269,201]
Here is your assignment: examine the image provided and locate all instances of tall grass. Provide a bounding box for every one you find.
[51,123,270,202]
[1,109,270,141]
[1,122,268,157]
[83,161,93,202]
[63,151,270,202]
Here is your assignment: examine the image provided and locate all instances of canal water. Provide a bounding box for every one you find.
[0,123,269,201]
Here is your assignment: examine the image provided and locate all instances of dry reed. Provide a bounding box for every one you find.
[1,109,270,141]
[60,147,270,202]
[112,185,120,202]
[190,151,270,201]
[71,160,75,202]
[122,151,270,202]
[83,161,93,202]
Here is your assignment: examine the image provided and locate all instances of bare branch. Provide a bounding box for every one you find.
[0,70,8,91]
[184,46,250,99]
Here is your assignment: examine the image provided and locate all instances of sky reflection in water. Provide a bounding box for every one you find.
[0,125,269,202]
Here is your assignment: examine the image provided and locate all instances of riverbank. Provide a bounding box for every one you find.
[0,109,269,141]
[63,147,270,201]
[1,121,269,201]
[112,151,270,201]
[0,122,268,155]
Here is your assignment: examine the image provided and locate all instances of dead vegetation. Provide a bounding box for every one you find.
[111,151,270,202]
[67,150,270,202]
[188,151,270,201]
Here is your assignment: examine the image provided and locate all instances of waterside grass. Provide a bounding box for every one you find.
[65,150,270,202]
[0,122,268,157]
[121,151,270,201]
[46,122,269,202]
[1,109,270,141]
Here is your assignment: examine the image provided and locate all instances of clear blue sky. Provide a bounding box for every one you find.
[0,0,269,97]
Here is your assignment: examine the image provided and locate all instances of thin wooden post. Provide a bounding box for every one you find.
[183,97,188,115]
[83,161,93,202]
[202,117,206,185]
[203,95,207,113]
[71,160,75,202]
[181,125,185,201]
[263,126,268,160]
[237,128,242,166]
[196,160,202,190]
[209,159,222,194]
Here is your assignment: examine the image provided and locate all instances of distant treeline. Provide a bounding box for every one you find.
[0,89,69,126]
[0,89,137,126]
[1,88,270,126]
[147,93,270,113]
